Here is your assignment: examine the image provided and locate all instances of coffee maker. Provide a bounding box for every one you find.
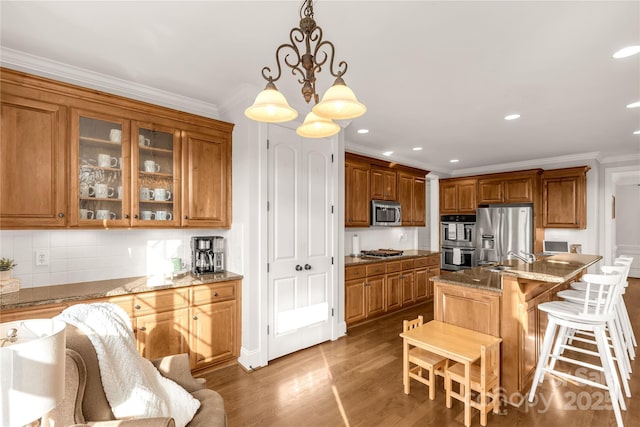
[191,236,224,274]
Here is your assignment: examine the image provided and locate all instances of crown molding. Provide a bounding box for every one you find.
[344,141,447,176]
[599,152,640,165]
[449,151,603,177]
[0,47,220,119]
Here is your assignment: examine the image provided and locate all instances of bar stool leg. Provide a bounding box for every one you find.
[595,326,625,427]
[607,318,632,398]
[529,317,558,402]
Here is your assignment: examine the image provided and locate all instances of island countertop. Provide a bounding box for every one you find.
[432,253,602,292]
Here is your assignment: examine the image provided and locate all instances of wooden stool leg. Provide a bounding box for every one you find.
[428,367,435,400]
[445,373,452,408]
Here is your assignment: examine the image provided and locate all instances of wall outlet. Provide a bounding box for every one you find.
[35,249,50,266]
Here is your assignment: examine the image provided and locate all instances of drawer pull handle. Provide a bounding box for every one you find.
[138,326,146,331]
[193,315,198,320]
[58,212,65,218]
[134,304,141,310]
[214,292,219,297]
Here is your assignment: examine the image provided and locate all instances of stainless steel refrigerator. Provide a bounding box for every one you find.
[476,204,533,264]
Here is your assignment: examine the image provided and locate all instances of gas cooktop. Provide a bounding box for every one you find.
[360,249,404,258]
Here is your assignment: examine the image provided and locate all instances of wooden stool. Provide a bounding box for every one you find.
[445,344,500,426]
[403,316,448,399]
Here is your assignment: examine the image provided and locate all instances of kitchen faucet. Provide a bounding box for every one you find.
[507,250,536,264]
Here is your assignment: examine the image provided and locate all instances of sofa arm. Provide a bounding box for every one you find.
[151,353,206,392]
[84,418,175,427]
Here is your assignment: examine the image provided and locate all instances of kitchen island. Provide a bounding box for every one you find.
[431,253,601,404]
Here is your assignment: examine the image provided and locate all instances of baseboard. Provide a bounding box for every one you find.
[237,346,264,371]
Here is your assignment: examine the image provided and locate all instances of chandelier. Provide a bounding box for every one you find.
[244,0,366,138]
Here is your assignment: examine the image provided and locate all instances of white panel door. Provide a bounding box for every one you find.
[267,125,334,360]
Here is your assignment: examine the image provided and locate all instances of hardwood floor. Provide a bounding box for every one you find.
[203,278,640,426]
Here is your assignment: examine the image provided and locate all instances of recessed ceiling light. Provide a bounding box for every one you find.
[450,159,459,163]
[383,151,393,156]
[613,45,640,59]
[357,129,369,134]
[626,101,640,109]
[504,114,521,121]
[413,147,423,151]
[634,130,640,135]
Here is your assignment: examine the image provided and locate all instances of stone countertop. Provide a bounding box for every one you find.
[431,253,602,292]
[345,250,440,266]
[0,271,244,311]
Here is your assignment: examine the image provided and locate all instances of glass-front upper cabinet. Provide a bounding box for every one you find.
[132,122,180,226]
[71,110,130,227]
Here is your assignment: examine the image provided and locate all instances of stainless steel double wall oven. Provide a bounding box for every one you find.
[441,214,477,270]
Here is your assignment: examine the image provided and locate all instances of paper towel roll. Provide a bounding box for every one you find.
[352,234,361,257]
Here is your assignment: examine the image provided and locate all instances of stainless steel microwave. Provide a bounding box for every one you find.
[371,200,402,226]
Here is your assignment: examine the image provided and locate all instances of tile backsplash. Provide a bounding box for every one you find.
[0,229,229,288]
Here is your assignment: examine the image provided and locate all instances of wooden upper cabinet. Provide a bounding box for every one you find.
[398,172,425,226]
[542,166,589,229]
[182,129,231,228]
[440,178,477,214]
[345,156,370,227]
[0,91,67,228]
[477,171,538,205]
[371,166,397,201]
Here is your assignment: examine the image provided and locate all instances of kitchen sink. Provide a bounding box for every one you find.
[486,265,511,273]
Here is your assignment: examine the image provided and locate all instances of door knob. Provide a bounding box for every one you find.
[304,264,312,270]
[295,265,303,271]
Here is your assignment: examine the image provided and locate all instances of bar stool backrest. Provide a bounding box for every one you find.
[579,272,622,320]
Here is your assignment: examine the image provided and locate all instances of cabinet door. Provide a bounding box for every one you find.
[345,278,366,324]
[414,267,429,302]
[439,181,459,214]
[1,94,67,227]
[457,180,477,213]
[401,271,415,306]
[136,308,190,360]
[70,110,131,227]
[426,266,440,299]
[190,300,237,370]
[542,167,587,229]
[345,159,370,227]
[504,176,533,203]
[132,122,181,227]
[371,167,397,201]
[182,129,231,228]
[477,178,504,205]
[365,275,385,318]
[412,176,426,226]
[385,272,402,311]
[398,172,414,225]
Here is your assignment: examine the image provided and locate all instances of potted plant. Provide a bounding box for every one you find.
[0,258,17,281]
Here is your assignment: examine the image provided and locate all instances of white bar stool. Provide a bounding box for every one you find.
[529,272,626,427]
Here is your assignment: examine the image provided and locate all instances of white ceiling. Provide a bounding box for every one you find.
[1,1,639,175]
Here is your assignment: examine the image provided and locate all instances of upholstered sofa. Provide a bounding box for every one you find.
[41,325,226,427]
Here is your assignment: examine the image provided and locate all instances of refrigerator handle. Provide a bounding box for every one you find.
[497,210,503,260]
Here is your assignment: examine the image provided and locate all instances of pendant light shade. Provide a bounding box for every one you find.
[296,112,341,138]
[244,83,298,123]
[312,77,366,120]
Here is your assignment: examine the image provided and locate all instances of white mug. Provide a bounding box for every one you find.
[79,208,94,219]
[139,135,151,147]
[95,183,114,199]
[80,182,95,198]
[109,129,122,143]
[154,188,172,201]
[140,187,155,200]
[155,210,173,221]
[144,160,160,173]
[117,185,123,199]
[140,210,156,220]
[98,153,118,168]
[96,209,116,220]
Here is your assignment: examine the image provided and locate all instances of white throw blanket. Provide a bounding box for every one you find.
[56,303,200,427]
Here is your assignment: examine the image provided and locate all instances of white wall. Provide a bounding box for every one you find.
[344,227,419,255]
[614,183,640,277]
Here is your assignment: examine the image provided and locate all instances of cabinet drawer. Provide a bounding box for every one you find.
[413,257,428,268]
[133,287,189,316]
[427,255,440,266]
[386,261,402,273]
[401,260,415,270]
[192,282,237,305]
[366,263,386,276]
[345,266,366,281]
